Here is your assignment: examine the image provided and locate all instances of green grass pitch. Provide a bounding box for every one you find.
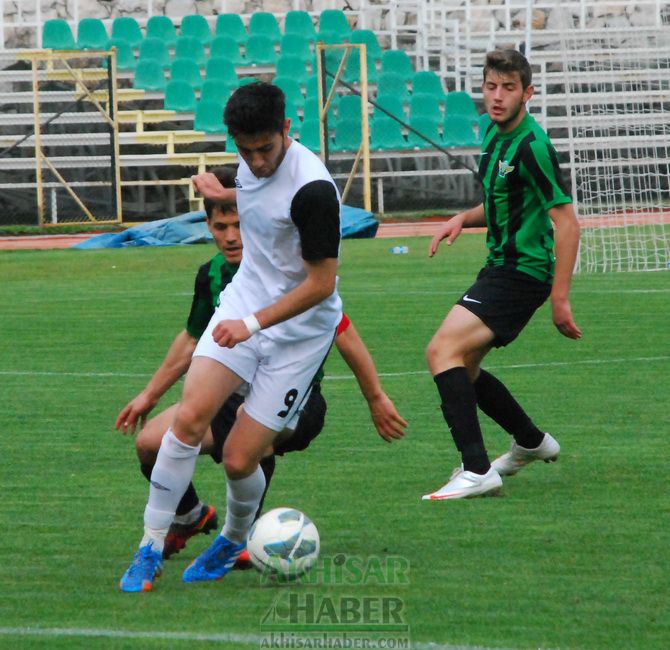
[0,235,668,649]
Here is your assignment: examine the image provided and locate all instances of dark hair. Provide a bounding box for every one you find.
[483,49,532,88]
[204,165,237,218]
[223,82,285,138]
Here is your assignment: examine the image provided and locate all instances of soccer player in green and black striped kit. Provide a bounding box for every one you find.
[423,49,582,500]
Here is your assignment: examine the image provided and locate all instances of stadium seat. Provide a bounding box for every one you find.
[370,116,409,150]
[408,116,443,149]
[409,93,442,125]
[226,135,238,153]
[444,91,479,122]
[237,76,261,86]
[280,34,312,64]
[248,12,282,45]
[303,97,337,123]
[380,49,414,83]
[138,37,171,68]
[175,36,206,66]
[215,14,248,45]
[133,60,167,91]
[205,57,238,85]
[332,118,362,152]
[373,93,406,121]
[284,100,300,127]
[297,118,324,152]
[210,35,246,66]
[342,47,378,84]
[111,17,143,49]
[170,58,202,89]
[272,76,305,110]
[245,34,278,66]
[377,72,410,104]
[275,55,310,85]
[478,112,493,139]
[106,39,137,70]
[337,94,364,123]
[348,30,382,65]
[76,18,109,50]
[284,10,316,43]
[146,15,178,48]
[164,80,197,112]
[443,114,479,147]
[194,100,226,132]
[411,70,446,103]
[318,9,351,41]
[180,14,213,45]
[42,19,76,50]
[200,79,235,107]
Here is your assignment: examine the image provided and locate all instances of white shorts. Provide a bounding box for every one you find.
[193,320,334,433]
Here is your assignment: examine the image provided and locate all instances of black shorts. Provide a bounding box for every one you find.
[209,384,327,463]
[457,266,551,347]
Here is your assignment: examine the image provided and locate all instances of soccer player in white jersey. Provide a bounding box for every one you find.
[120,82,345,592]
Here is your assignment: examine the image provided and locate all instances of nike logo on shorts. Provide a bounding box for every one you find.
[462,294,482,304]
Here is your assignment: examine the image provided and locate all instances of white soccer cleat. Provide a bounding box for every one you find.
[422,466,502,500]
[491,433,560,477]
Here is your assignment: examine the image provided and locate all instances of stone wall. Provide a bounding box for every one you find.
[2,1,667,49]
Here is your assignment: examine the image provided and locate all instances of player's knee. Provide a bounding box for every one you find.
[223,450,257,480]
[173,403,209,445]
[135,435,157,465]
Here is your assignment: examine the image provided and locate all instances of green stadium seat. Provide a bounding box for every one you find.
[373,93,406,121]
[444,91,479,122]
[42,19,76,50]
[180,14,212,45]
[407,116,443,149]
[297,118,324,152]
[284,100,300,127]
[175,36,206,66]
[380,49,414,83]
[200,79,235,107]
[111,17,143,49]
[237,76,261,86]
[210,35,246,66]
[332,118,362,152]
[337,94,364,122]
[409,93,442,125]
[205,57,238,85]
[170,58,203,90]
[377,72,410,104]
[284,10,316,43]
[226,135,238,153]
[443,114,479,147]
[318,9,351,41]
[370,116,409,150]
[411,70,446,103]
[245,34,278,66]
[133,60,167,91]
[248,12,282,45]
[275,55,310,85]
[194,100,226,132]
[146,15,177,48]
[478,112,493,139]
[76,18,109,50]
[215,14,248,45]
[280,34,312,64]
[342,47,378,84]
[106,39,137,71]
[138,37,171,68]
[348,30,382,65]
[272,76,305,110]
[164,80,197,112]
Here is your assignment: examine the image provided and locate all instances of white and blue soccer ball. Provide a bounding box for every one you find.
[247,507,320,581]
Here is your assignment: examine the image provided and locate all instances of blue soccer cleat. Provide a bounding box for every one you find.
[182,534,245,583]
[119,542,164,593]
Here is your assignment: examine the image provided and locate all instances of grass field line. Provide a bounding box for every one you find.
[0,626,515,650]
[0,355,667,381]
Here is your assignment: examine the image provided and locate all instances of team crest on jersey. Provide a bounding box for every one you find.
[498,160,515,178]
[234,177,242,188]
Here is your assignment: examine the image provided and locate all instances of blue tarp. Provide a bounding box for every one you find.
[74,205,378,249]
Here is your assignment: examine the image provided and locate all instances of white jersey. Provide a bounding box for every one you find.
[219,139,343,343]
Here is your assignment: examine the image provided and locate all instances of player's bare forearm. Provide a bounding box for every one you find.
[429,203,485,256]
[191,172,237,202]
[549,203,582,340]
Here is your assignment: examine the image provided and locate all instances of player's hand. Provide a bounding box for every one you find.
[212,318,252,348]
[551,298,582,340]
[428,217,463,257]
[191,172,236,202]
[115,392,158,435]
[368,393,407,443]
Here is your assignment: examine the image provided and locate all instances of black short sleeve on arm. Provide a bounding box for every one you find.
[185,262,214,338]
[290,180,340,261]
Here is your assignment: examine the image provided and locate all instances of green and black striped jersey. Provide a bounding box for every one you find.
[479,113,572,283]
[185,253,239,339]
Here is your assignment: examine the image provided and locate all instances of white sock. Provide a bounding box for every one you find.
[221,465,266,544]
[142,428,201,551]
[173,501,205,526]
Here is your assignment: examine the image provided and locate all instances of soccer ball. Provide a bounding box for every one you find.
[247,507,320,581]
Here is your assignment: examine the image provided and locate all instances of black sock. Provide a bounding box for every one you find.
[473,370,544,449]
[255,454,276,520]
[140,462,200,517]
[433,367,490,475]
